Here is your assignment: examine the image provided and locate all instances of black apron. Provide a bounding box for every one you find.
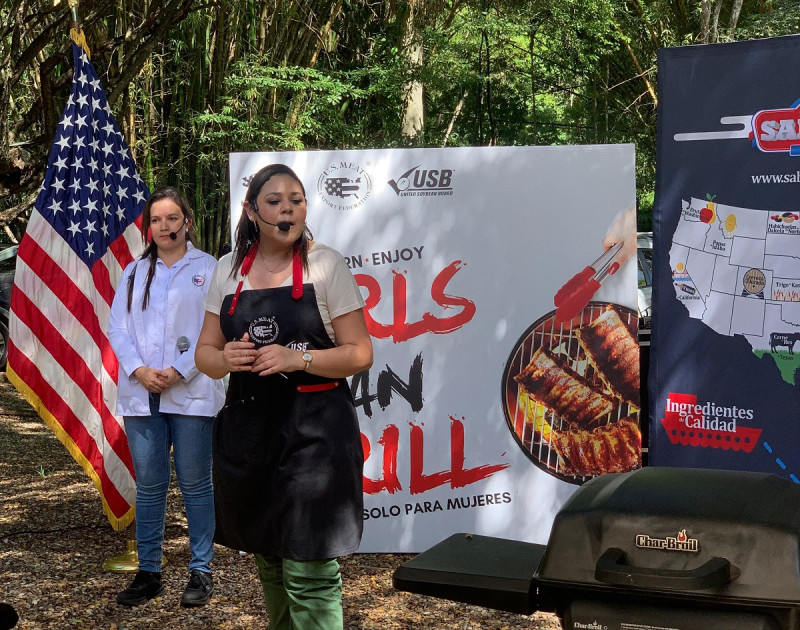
[213,283,363,560]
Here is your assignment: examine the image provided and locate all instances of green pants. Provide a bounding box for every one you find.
[254,554,343,630]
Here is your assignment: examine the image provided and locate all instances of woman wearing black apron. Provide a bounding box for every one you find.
[195,164,373,629]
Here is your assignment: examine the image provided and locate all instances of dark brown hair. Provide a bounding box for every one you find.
[231,163,313,276]
[127,187,197,311]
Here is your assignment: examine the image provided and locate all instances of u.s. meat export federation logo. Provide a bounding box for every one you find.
[249,316,279,345]
[316,161,372,211]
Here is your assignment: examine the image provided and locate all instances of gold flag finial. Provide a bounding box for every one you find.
[66,0,91,58]
[70,28,91,58]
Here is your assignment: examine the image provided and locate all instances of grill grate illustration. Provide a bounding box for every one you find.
[502,302,640,484]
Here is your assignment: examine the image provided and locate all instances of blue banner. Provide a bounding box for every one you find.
[650,35,800,480]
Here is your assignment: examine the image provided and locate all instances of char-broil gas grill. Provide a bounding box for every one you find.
[393,467,800,630]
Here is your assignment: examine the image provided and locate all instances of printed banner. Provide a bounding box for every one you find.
[230,146,638,552]
[651,35,800,480]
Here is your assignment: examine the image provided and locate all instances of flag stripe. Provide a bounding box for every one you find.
[6,344,132,518]
[22,213,116,334]
[17,235,119,379]
[7,313,135,500]
[10,287,134,475]
[109,215,143,271]
[91,256,115,309]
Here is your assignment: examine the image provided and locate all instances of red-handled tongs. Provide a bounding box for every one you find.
[554,242,622,324]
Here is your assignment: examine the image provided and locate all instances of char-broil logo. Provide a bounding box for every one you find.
[388,165,454,197]
[316,161,372,211]
[636,529,699,553]
[572,622,603,630]
[249,316,279,345]
[661,392,762,452]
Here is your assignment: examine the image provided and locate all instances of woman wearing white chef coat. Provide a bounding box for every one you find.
[107,187,224,608]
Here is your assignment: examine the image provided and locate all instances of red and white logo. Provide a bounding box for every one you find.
[753,104,800,155]
[661,392,762,452]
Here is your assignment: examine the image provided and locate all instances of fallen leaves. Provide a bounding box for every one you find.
[0,374,561,629]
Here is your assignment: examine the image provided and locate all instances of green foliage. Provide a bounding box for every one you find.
[736,0,800,39]
[638,190,654,232]
[192,61,396,156]
[5,0,800,249]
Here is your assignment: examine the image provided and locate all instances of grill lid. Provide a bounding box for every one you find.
[538,467,800,604]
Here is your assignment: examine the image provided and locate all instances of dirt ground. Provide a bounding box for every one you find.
[0,374,561,629]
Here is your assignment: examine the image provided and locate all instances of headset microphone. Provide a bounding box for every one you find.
[251,200,292,232]
[262,220,292,232]
[168,219,189,240]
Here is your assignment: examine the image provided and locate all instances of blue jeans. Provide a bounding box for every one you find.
[124,393,214,573]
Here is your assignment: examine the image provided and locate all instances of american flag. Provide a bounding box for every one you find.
[7,40,148,530]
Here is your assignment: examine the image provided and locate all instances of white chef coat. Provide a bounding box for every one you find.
[108,243,225,417]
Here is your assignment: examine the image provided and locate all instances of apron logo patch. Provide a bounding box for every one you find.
[250,316,279,345]
[192,274,205,287]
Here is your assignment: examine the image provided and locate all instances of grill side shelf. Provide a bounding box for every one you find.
[392,533,547,615]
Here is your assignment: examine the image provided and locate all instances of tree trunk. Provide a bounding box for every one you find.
[442,91,466,147]
[699,0,712,43]
[286,0,345,130]
[615,24,657,107]
[711,0,723,43]
[729,0,744,32]
[401,0,424,140]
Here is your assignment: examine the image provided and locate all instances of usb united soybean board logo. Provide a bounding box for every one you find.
[674,99,800,156]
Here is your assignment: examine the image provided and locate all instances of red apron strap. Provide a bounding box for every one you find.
[228,242,259,316]
[296,381,339,393]
[292,245,303,300]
